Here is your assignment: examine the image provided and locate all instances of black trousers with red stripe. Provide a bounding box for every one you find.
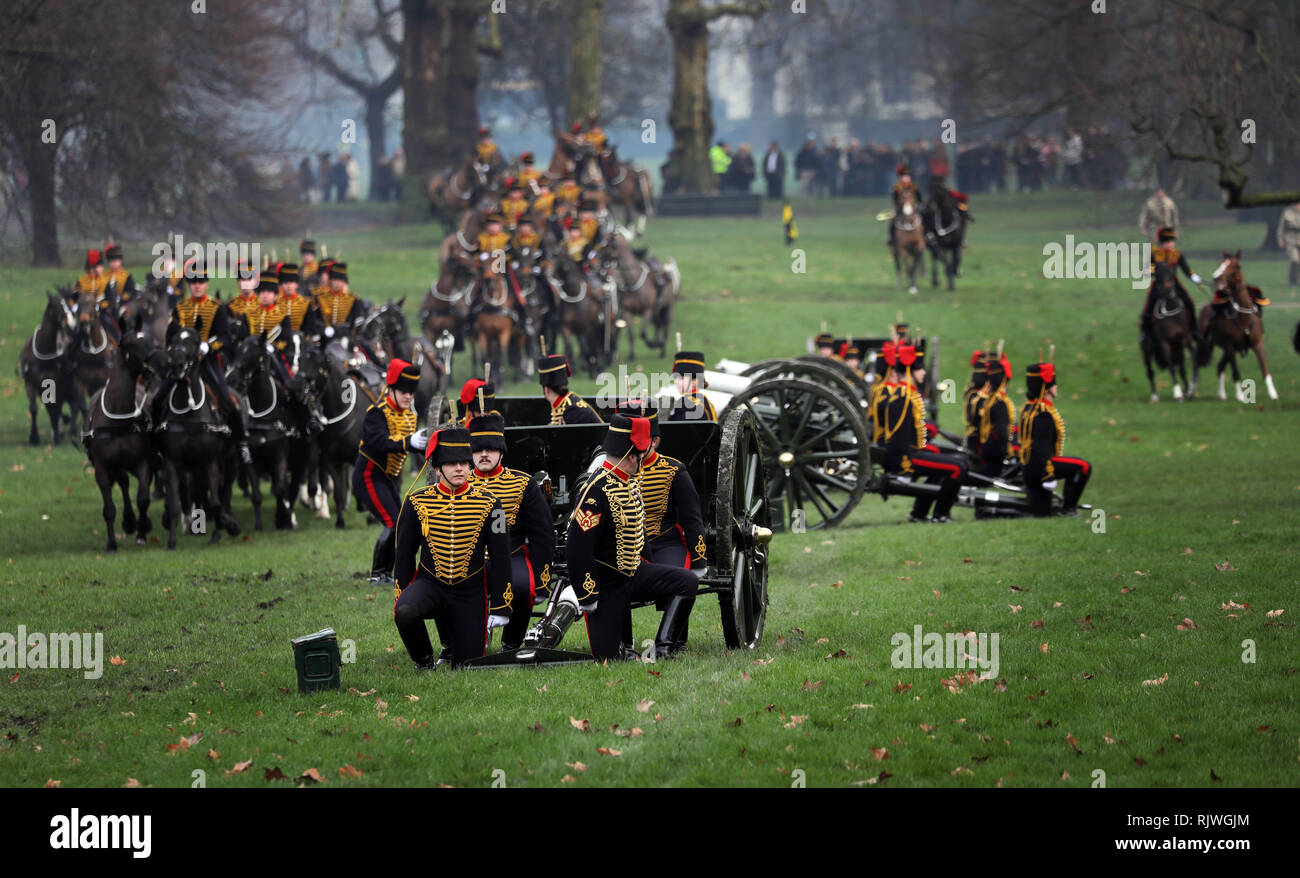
[1025,456,1091,516]
[620,535,692,648]
[395,575,488,667]
[499,551,539,648]
[907,449,969,518]
[586,562,697,661]
[352,459,401,527]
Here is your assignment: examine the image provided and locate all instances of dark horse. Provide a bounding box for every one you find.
[925,192,967,291]
[547,248,610,378]
[1141,261,1198,402]
[157,330,241,549]
[298,343,377,528]
[1197,252,1279,402]
[228,334,300,531]
[84,327,156,551]
[19,292,78,445]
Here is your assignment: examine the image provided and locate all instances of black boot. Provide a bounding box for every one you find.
[434,617,454,665]
[654,595,695,660]
[368,526,394,584]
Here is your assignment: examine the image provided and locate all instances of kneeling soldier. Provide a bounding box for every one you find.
[468,412,555,652]
[876,342,969,522]
[393,428,512,668]
[1017,362,1091,517]
[353,359,429,583]
[974,352,1015,477]
[566,415,698,661]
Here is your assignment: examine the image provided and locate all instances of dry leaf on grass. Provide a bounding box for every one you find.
[338,764,364,779]
[1142,672,1170,687]
[871,747,889,761]
[596,747,622,756]
[1215,559,1237,572]
[569,716,592,732]
[226,759,253,776]
[297,767,324,785]
[109,656,126,666]
[1266,609,1285,619]
[566,761,587,772]
[123,777,141,788]
[635,699,654,713]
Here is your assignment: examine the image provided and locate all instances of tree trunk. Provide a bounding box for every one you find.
[23,127,59,266]
[366,92,389,201]
[663,2,717,195]
[401,0,448,181]
[443,4,483,165]
[568,0,604,123]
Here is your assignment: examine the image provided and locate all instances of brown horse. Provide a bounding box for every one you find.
[472,268,515,382]
[600,232,673,360]
[1141,261,1198,402]
[604,148,654,236]
[84,327,156,551]
[428,154,496,235]
[890,188,926,295]
[547,248,610,377]
[19,291,79,445]
[1197,251,1278,402]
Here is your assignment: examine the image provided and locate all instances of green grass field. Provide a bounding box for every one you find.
[1,190,1296,788]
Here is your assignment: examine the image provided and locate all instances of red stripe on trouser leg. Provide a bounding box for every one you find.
[911,458,963,480]
[677,525,689,569]
[363,462,394,527]
[1053,456,1090,476]
[523,547,536,602]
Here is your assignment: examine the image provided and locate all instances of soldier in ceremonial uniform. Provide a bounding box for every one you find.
[242,270,292,339]
[539,354,602,424]
[103,244,140,307]
[667,351,717,422]
[841,343,864,375]
[1017,362,1091,517]
[518,151,542,191]
[317,262,380,362]
[156,261,251,463]
[227,258,260,326]
[467,412,555,652]
[353,359,430,584]
[528,179,557,225]
[875,342,968,523]
[456,378,498,427]
[869,340,897,441]
[500,178,530,229]
[393,427,511,668]
[962,349,990,455]
[888,164,920,248]
[474,214,513,267]
[814,332,837,358]
[557,173,583,208]
[566,415,699,661]
[298,239,321,290]
[275,262,322,336]
[475,126,503,172]
[925,174,973,228]
[73,249,118,341]
[973,353,1014,477]
[1141,227,1201,343]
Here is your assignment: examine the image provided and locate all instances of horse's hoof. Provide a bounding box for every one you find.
[335,520,346,530]
[908,286,918,295]
[136,537,147,547]
[1149,394,1159,403]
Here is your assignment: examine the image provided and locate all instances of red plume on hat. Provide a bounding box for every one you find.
[386,358,413,387]
[882,341,898,366]
[85,249,102,269]
[1040,363,1055,385]
[424,430,440,461]
[1001,356,1013,379]
[459,378,486,405]
[970,349,984,367]
[898,344,917,367]
[630,417,651,452]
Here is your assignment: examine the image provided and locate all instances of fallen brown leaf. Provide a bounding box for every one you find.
[871,747,889,761]
[569,716,592,732]
[595,747,622,756]
[635,699,654,713]
[226,759,253,776]
[338,764,364,779]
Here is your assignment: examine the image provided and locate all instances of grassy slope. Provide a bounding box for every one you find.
[0,190,1296,788]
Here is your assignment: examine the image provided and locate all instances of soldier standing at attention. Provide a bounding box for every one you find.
[468,412,555,653]
[962,349,990,456]
[538,354,602,424]
[667,351,717,422]
[353,359,430,584]
[393,428,511,668]
[566,415,698,661]
[1017,361,1092,517]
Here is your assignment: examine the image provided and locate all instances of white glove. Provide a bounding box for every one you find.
[324,326,335,338]
[690,567,709,580]
[1191,274,1202,284]
[265,343,275,355]
[198,341,210,356]
[408,428,430,451]
[578,600,598,614]
[487,614,510,630]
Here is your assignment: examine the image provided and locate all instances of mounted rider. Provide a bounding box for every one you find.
[316,262,381,367]
[154,260,251,464]
[888,164,920,248]
[924,174,972,240]
[517,151,543,192]
[500,177,530,229]
[1141,227,1201,344]
[475,125,505,175]
[103,244,140,308]
[227,258,260,326]
[73,249,120,343]
[275,262,323,336]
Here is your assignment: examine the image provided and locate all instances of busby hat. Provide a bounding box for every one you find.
[329,262,348,282]
[184,258,208,282]
[258,269,279,293]
[385,358,420,394]
[521,151,535,164]
[1157,227,1176,242]
[672,351,706,377]
[970,350,991,388]
[85,249,102,270]
[1026,362,1056,398]
[104,244,123,261]
[616,399,660,438]
[841,343,861,360]
[235,258,258,281]
[459,378,495,407]
[538,354,571,390]
[426,428,473,466]
[814,332,835,348]
[896,164,910,176]
[468,412,507,453]
[478,126,491,138]
[506,177,524,191]
[603,414,652,459]
[300,239,317,254]
[277,262,299,284]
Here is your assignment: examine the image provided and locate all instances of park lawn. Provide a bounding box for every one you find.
[0,189,1296,787]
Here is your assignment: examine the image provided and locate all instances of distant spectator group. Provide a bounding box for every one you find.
[731,126,1131,199]
[295,148,405,204]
